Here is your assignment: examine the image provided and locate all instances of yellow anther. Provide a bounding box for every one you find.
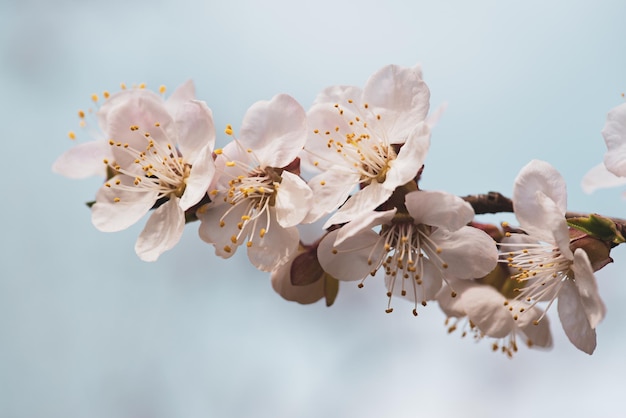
[226,161,236,167]
[139,82,146,89]
[241,215,251,221]
[259,228,266,238]
[113,197,120,202]
[376,114,381,120]
[219,220,225,227]
[154,122,160,127]
[108,139,115,145]
[246,241,253,247]
[159,85,166,94]
[224,126,233,135]
[103,91,110,99]
[78,110,85,118]
[120,82,127,90]
[223,245,232,253]
[348,99,353,103]
[104,182,111,188]
[231,235,238,244]
[68,131,76,140]
[314,129,319,134]
[364,103,369,108]
[103,159,109,164]
[91,94,99,102]
[320,180,326,186]
[214,148,223,155]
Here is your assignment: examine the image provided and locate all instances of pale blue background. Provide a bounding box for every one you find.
[1,0,626,417]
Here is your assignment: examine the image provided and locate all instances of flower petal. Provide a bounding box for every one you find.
[557,279,597,354]
[462,284,516,339]
[271,250,325,305]
[602,102,626,177]
[572,249,606,328]
[384,123,430,188]
[197,201,246,259]
[52,140,111,179]
[134,198,185,262]
[317,229,383,282]
[363,64,430,144]
[274,171,313,228]
[323,181,391,228]
[91,175,158,232]
[513,159,570,252]
[179,143,215,211]
[302,171,359,224]
[175,100,216,162]
[239,94,306,168]
[165,80,196,115]
[430,226,498,279]
[581,163,626,194]
[247,212,299,272]
[405,190,475,231]
[335,209,396,246]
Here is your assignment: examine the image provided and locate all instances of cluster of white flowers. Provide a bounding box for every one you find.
[54,65,625,357]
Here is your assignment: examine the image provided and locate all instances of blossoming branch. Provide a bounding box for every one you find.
[53,64,626,357]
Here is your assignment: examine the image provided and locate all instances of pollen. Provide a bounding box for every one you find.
[68,131,76,140]
[139,83,146,89]
[223,245,232,253]
[78,110,85,118]
[91,94,99,102]
[120,82,127,90]
[159,85,166,94]
[259,228,266,238]
[224,124,234,135]
[103,91,110,99]
[113,197,120,202]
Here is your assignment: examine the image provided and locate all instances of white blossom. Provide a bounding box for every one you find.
[197,94,312,272]
[302,64,432,227]
[90,82,216,262]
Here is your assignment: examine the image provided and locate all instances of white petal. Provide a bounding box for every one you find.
[323,182,391,228]
[98,88,163,133]
[274,171,313,228]
[517,307,553,349]
[462,284,516,339]
[572,249,606,328]
[91,175,158,232]
[175,100,216,162]
[312,85,363,107]
[558,279,597,354]
[581,163,626,193]
[602,102,626,177]
[134,199,185,262]
[303,105,358,170]
[247,213,299,272]
[384,123,430,188]
[363,64,430,144]
[436,280,470,317]
[239,94,306,168]
[335,209,396,246]
[513,160,570,248]
[317,229,383,282]
[107,94,175,168]
[302,171,359,224]
[431,226,498,279]
[405,190,475,231]
[52,140,111,179]
[165,80,196,115]
[197,201,247,259]
[179,143,215,211]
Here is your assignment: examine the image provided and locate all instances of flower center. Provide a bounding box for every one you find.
[208,144,282,252]
[103,123,191,202]
[348,214,450,316]
[309,100,396,185]
[499,240,572,322]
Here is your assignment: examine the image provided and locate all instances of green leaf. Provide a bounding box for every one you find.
[567,214,625,244]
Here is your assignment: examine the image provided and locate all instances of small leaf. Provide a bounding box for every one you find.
[567,214,625,244]
[324,274,339,307]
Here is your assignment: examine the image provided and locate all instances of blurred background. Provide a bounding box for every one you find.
[1,0,626,417]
